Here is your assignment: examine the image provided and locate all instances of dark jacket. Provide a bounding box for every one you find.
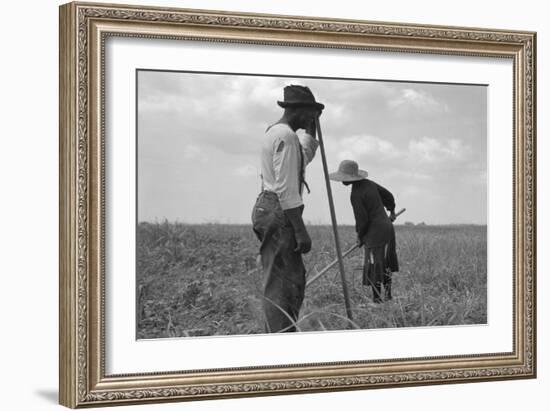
[350,179,395,248]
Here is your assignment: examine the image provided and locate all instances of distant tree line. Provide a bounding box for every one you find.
[403,221,427,226]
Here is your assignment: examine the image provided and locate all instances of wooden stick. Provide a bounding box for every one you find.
[315,117,354,322]
[306,244,359,287]
[306,208,406,288]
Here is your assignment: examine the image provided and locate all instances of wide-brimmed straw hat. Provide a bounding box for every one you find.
[277,84,325,111]
[329,160,368,182]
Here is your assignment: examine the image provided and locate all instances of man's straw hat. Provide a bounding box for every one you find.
[329,160,368,182]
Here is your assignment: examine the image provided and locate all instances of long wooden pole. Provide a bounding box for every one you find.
[315,117,354,322]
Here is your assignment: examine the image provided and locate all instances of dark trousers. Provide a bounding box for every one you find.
[363,246,394,302]
[252,191,305,333]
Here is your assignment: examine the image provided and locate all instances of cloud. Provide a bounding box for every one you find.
[324,133,472,180]
[329,135,398,162]
[234,164,259,177]
[138,72,297,158]
[328,133,470,166]
[408,136,468,163]
[388,88,449,113]
[182,144,202,159]
[386,169,432,181]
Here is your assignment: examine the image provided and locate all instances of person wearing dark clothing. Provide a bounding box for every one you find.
[252,85,324,332]
[329,160,399,303]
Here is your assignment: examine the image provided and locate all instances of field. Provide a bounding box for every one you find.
[136,222,487,339]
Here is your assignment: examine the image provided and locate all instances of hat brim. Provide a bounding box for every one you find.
[277,101,325,110]
[328,169,368,182]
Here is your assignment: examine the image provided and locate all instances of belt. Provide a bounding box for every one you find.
[258,190,278,199]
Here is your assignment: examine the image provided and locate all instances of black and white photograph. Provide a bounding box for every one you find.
[3,0,544,407]
[50,1,538,408]
[136,70,487,338]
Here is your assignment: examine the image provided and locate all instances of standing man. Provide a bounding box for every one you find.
[252,85,324,333]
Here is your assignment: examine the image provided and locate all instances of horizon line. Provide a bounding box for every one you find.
[137,221,488,227]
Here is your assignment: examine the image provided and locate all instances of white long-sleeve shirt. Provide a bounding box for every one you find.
[260,123,319,210]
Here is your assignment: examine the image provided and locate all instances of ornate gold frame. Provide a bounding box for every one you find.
[59,1,536,408]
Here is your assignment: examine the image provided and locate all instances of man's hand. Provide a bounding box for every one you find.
[356,234,364,248]
[284,207,312,254]
[304,109,322,138]
[304,116,317,138]
[389,210,397,222]
[294,229,312,254]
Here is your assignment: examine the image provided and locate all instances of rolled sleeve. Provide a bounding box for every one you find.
[299,132,319,165]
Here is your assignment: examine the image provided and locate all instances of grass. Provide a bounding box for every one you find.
[136,222,487,339]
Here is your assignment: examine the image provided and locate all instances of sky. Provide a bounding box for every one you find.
[137,70,487,225]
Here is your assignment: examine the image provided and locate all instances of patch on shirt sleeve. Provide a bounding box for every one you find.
[276,140,285,153]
